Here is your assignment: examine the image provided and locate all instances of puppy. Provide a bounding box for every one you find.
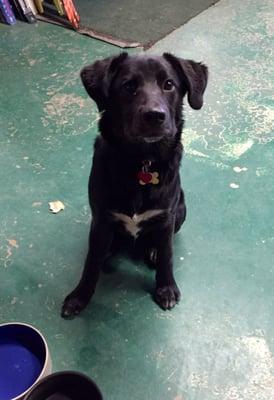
[62,52,208,318]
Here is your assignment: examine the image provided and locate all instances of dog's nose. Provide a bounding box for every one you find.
[142,109,166,125]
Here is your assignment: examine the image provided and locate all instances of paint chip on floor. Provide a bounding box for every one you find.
[233,166,248,173]
[32,202,42,207]
[7,239,18,248]
[256,168,267,177]
[49,200,65,213]
[10,297,18,305]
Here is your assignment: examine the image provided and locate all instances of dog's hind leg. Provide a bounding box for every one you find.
[144,247,158,269]
[101,235,121,274]
[174,190,186,234]
[101,251,115,274]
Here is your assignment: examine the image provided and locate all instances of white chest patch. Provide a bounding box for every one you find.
[112,209,165,238]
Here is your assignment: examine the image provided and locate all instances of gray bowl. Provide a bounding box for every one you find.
[24,371,103,400]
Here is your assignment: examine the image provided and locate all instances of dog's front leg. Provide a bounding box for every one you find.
[61,219,113,318]
[154,222,181,310]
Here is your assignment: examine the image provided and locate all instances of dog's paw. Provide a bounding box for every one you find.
[154,284,181,310]
[61,295,88,319]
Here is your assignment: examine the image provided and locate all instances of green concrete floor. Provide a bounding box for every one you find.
[0,0,273,399]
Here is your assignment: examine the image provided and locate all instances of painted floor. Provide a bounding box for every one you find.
[0,0,273,399]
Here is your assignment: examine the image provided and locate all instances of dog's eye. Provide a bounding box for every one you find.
[163,79,175,91]
[122,80,137,95]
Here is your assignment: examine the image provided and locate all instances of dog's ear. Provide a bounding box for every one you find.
[163,53,208,110]
[80,52,128,111]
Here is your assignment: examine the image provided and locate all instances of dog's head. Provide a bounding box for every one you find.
[81,53,208,145]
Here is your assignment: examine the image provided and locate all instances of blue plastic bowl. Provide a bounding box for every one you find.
[0,323,51,400]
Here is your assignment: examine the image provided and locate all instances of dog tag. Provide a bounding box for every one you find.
[137,160,159,185]
[137,171,159,185]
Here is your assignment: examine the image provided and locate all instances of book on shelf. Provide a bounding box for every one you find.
[16,0,37,22]
[9,0,25,20]
[0,7,4,21]
[0,0,17,24]
[26,0,37,15]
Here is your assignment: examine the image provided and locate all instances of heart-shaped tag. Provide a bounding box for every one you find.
[137,171,153,185]
[137,171,159,185]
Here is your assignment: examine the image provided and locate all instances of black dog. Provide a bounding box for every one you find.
[62,52,208,318]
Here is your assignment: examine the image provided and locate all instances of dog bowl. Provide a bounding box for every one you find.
[24,371,103,400]
[0,323,52,400]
